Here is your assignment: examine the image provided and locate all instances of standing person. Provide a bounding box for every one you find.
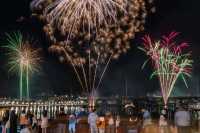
[97,115,105,133]
[20,124,31,133]
[5,118,10,133]
[27,112,33,126]
[115,115,120,133]
[10,110,18,133]
[107,114,114,133]
[32,114,38,133]
[198,110,200,132]
[41,110,48,133]
[20,110,27,130]
[141,108,152,128]
[159,115,168,133]
[174,106,191,133]
[68,113,76,133]
[2,110,10,133]
[88,109,98,133]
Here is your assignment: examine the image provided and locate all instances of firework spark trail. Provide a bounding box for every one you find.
[95,53,112,91]
[61,47,86,91]
[79,51,112,94]
[50,44,111,95]
[157,49,180,104]
[141,32,193,105]
[92,53,100,92]
[87,53,112,108]
[81,63,89,93]
[30,0,46,9]
[20,63,23,100]
[26,65,30,100]
[89,50,91,91]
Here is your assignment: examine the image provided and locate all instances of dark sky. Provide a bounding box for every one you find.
[0,0,200,98]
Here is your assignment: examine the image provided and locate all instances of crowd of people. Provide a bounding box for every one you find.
[0,107,122,133]
[0,109,48,133]
[88,109,121,133]
[141,105,200,133]
[0,105,200,133]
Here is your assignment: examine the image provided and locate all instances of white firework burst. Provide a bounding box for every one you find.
[31,0,127,37]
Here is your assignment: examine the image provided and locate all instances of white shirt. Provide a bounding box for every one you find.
[175,110,190,127]
[20,128,31,133]
[108,118,114,125]
[161,109,166,115]
[116,119,120,127]
[41,116,48,128]
[159,119,167,126]
[88,112,98,126]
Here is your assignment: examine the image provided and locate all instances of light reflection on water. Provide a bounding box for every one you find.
[0,99,87,119]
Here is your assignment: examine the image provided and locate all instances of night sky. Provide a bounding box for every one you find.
[0,0,200,98]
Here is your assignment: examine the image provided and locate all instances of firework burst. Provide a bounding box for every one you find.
[140,32,193,105]
[34,0,155,66]
[31,0,126,38]
[4,32,41,100]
